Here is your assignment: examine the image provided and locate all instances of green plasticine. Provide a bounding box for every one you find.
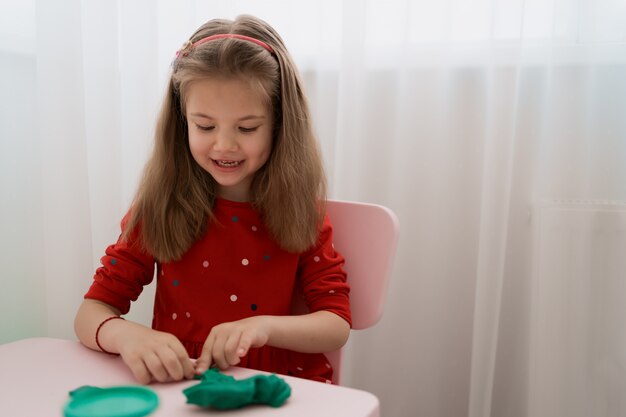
[183,368,291,410]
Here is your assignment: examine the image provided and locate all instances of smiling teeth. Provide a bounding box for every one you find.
[216,160,241,167]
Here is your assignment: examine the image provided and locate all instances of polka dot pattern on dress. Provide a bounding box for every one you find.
[90,203,351,382]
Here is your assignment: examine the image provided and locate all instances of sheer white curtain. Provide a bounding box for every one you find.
[2,1,626,416]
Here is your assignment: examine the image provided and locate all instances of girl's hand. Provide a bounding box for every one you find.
[195,316,271,374]
[115,324,196,384]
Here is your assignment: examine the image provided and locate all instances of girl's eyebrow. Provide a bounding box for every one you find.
[189,112,266,121]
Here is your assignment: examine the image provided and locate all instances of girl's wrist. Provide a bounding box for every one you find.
[259,315,281,347]
[95,316,125,354]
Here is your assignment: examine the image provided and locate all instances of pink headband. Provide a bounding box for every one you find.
[177,33,274,57]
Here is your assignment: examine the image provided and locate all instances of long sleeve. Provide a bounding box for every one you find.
[297,215,351,327]
[84,215,155,314]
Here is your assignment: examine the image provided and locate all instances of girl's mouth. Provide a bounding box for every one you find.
[214,159,243,168]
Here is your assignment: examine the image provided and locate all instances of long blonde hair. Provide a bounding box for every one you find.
[123,15,326,262]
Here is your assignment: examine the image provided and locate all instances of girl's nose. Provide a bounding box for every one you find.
[213,129,238,151]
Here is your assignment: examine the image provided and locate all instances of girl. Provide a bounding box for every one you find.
[74,15,351,385]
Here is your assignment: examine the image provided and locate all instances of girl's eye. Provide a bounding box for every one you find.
[196,124,214,132]
[239,126,259,133]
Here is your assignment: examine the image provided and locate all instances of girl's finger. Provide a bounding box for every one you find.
[157,348,184,381]
[143,352,169,383]
[211,334,229,370]
[127,357,152,385]
[183,358,196,379]
[168,341,195,379]
[223,330,243,366]
[237,333,252,359]
[195,335,215,374]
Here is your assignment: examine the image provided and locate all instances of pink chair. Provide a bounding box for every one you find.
[292,200,400,385]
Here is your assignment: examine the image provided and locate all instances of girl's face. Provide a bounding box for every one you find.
[186,77,273,202]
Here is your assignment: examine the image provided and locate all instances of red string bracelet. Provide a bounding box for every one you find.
[95,316,124,355]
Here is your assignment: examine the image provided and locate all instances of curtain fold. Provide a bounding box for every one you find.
[2,1,625,416]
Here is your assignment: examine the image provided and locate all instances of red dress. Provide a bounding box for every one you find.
[84,198,351,383]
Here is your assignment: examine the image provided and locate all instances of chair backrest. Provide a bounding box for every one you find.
[292,200,400,384]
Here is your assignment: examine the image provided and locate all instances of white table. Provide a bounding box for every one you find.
[0,337,379,416]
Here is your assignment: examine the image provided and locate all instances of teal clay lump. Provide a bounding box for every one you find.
[184,368,291,410]
[64,385,159,417]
